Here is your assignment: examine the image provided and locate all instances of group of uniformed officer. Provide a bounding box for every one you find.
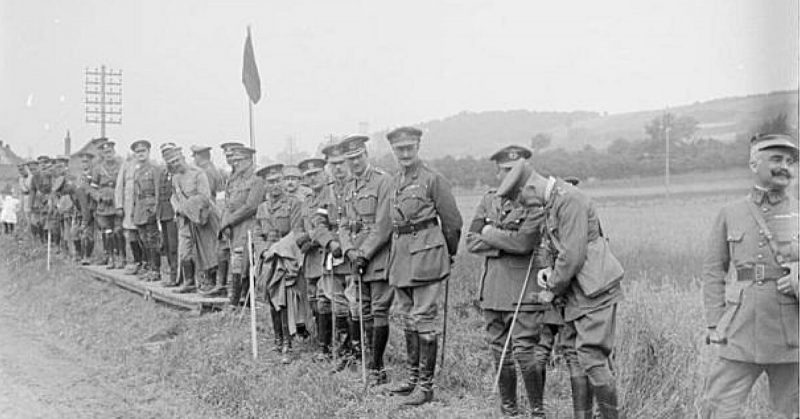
[14,127,798,417]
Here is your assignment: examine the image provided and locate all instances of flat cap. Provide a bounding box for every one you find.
[496,159,533,198]
[751,133,799,159]
[490,145,532,168]
[256,163,284,180]
[298,158,326,176]
[190,145,212,155]
[130,139,151,151]
[387,126,423,146]
[340,134,369,158]
[321,140,346,163]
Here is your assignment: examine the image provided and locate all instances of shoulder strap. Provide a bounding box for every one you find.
[746,200,785,265]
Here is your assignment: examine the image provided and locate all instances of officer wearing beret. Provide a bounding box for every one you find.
[319,140,357,361]
[129,140,163,281]
[466,145,561,417]
[211,146,264,298]
[385,127,463,405]
[497,155,623,418]
[294,157,336,358]
[89,141,125,269]
[253,163,303,362]
[157,143,180,286]
[700,133,799,418]
[191,145,224,201]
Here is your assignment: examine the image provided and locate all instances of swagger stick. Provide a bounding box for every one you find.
[492,252,536,393]
[247,230,258,359]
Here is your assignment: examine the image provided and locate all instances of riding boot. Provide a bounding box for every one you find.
[270,305,284,352]
[369,324,390,386]
[571,376,594,419]
[593,384,619,419]
[175,260,196,293]
[228,273,243,306]
[494,350,519,416]
[203,259,228,296]
[401,332,437,406]
[389,330,420,396]
[280,309,292,365]
[520,362,546,418]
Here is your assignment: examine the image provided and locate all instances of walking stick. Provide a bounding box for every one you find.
[247,230,258,359]
[46,229,51,271]
[492,252,536,393]
[440,275,450,371]
[356,269,367,385]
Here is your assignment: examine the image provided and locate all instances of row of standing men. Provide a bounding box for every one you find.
[15,128,623,417]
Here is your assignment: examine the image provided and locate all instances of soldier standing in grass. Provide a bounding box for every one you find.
[253,163,303,360]
[497,157,623,419]
[129,140,163,282]
[213,146,263,299]
[294,157,335,359]
[319,140,355,362]
[466,145,562,417]
[700,133,799,419]
[337,135,394,383]
[385,127,463,406]
[165,147,219,294]
[90,142,125,269]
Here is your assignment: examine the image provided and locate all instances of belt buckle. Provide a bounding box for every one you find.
[754,264,765,282]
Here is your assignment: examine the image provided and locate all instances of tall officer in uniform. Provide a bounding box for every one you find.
[295,157,335,358]
[385,127,463,405]
[498,156,623,419]
[211,141,245,292]
[466,145,560,417]
[253,163,303,360]
[319,140,356,360]
[700,133,799,419]
[129,140,163,281]
[338,135,394,383]
[90,141,125,269]
[157,143,180,286]
[213,146,264,299]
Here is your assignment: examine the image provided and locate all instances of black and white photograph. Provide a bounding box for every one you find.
[0,1,798,418]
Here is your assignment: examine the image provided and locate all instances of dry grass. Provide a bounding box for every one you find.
[0,190,787,418]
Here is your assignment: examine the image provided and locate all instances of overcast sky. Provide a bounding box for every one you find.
[1,0,797,160]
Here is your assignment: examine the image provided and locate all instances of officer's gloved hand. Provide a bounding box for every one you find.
[329,241,343,259]
[346,249,368,273]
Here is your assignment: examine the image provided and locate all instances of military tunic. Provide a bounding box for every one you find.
[171,167,219,270]
[156,170,178,276]
[315,177,352,318]
[389,161,463,333]
[132,161,162,250]
[89,157,123,225]
[700,187,799,418]
[220,164,264,275]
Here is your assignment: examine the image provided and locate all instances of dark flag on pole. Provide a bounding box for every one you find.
[242,27,261,104]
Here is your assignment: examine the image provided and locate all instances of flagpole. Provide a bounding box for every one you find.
[248,99,256,160]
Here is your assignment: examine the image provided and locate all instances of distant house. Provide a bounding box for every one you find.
[0,141,25,195]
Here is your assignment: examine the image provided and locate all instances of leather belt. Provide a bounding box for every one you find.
[737,264,789,282]
[393,218,439,235]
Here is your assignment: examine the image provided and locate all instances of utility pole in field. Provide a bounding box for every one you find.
[84,65,122,138]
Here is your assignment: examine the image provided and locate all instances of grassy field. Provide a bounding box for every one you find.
[0,186,786,418]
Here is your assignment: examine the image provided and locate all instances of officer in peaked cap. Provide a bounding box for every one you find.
[221,141,245,177]
[699,133,799,418]
[129,139,163,282]
[467,144,561,416]
[213,144,264,300]
[89,138,125,269]
[385,126,463,405]
[191,144,224,201]
[283,164,311,202]
[256,163,284,180]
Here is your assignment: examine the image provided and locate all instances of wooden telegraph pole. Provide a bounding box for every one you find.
[84,66,123,137]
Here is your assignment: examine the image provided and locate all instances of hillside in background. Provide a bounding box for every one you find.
[369,90,798,158]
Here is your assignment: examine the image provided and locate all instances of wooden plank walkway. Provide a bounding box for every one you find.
[80,265,228,314]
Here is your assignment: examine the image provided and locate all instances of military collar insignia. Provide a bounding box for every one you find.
[751,186,786,206]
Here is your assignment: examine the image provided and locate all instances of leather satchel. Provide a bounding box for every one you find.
[576,234,624,298]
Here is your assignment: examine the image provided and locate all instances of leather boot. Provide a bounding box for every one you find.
[270,306,284,352]
[175,260,196,293]
[494,350,518,416]
[401,332,437,406]
[389,330,420,396]
[203,259,228,296]
[332,317,356,373]
[315,312,332,359]
[593,384,619,419]
[349,318,362,362]
[280,309,292,365]
[369,324,390,386]
[228,273,243,306]
[571,376,594,419]
[520,363,546,418]
[113,234,126,269]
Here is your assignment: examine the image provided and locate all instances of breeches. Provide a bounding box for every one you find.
[484,309,557,367]
[347,278,394,327]
[395,280,442,334]
[560,304,618,386]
